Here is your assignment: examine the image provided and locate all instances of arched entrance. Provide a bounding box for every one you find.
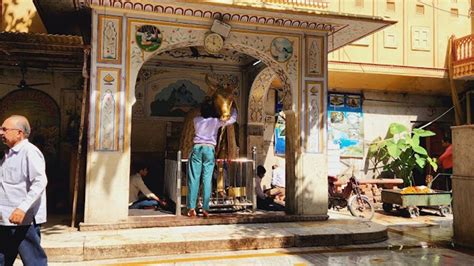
[127,35,294,216]
[0,88,63,212]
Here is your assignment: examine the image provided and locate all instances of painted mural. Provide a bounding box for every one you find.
[305,81,323,153]
[327,93,364,158]
[136,25,162,52]
[150,80,205,117]
[306,36,324,77]
[95,68,121,151]
[270,37,293,62]
[274,94,285,156]
[0,89,60,158]
[98,15,122,64]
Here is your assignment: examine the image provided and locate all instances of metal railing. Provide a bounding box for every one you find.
[165,147,257,216]
[235,0,329,8]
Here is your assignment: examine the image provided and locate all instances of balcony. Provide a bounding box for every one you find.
[453,34,474,80]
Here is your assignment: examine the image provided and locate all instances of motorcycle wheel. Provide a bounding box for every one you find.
[348,195,374,220]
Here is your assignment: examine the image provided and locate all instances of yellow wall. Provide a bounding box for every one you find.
[1,0,46,33]
[328,0,471,69]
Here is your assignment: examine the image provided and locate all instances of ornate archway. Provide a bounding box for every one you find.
[85,12,303,224]
[121,20,298,154]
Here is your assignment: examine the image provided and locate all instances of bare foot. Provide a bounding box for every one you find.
[187,209,196,217]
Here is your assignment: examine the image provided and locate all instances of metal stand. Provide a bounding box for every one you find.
[168,148,257,214]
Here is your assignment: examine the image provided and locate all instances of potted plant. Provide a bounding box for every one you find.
[368,123,438,187]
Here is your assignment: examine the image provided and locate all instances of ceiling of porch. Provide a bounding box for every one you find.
[0,31,84,70]
[143,46,258,69]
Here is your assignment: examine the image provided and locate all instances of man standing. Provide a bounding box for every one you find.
[0,115,48,266]
[438,136,453,190]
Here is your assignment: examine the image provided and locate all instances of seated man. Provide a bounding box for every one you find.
[129,162,166,209]
[265,164,285,201]
[256,165,284,211]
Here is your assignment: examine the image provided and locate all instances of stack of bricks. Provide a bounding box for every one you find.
[358,184,383,209]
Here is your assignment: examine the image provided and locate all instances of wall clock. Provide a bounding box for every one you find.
[204,32,224,54]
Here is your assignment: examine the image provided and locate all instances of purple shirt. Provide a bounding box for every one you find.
[193,108,237,146]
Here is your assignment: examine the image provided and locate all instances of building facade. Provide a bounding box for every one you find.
[2,0,472,227]
[324,0,472,180]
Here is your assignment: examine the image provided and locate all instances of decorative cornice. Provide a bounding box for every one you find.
[88,0,337,31]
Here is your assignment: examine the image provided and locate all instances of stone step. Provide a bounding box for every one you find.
[42,218,388,262]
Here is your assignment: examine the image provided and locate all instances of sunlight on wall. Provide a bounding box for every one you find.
[1,0,46,33]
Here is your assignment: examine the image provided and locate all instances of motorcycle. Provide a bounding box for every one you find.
[328,175,374,220]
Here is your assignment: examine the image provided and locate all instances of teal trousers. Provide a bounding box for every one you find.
[187,144,215,211]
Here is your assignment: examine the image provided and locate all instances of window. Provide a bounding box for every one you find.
[387,1,395,12]
[411,26,430,51]
[416,4,424,15]
[451,8,459,17]
[355,0,364,8]
[384,31,397,49]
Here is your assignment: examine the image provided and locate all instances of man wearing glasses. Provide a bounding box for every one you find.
[0,115,48,266]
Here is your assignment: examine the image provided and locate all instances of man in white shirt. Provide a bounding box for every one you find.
[256,165,284,211]
[0,115,48,266]
[266,164,285,201]
[129,163,165,209]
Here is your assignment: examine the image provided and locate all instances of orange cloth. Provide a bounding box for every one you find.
[439,144,453,170]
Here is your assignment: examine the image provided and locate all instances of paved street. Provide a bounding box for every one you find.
[42,209,474,266]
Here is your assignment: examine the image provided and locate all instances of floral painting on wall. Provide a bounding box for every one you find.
[97,15,122,64]
[306,36,324,78]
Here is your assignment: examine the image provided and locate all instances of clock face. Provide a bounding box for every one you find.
[204,33,224,54]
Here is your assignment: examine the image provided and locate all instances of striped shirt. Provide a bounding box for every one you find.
[0,139,48,225]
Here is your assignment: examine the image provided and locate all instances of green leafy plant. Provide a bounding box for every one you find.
[368,123,438,187]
